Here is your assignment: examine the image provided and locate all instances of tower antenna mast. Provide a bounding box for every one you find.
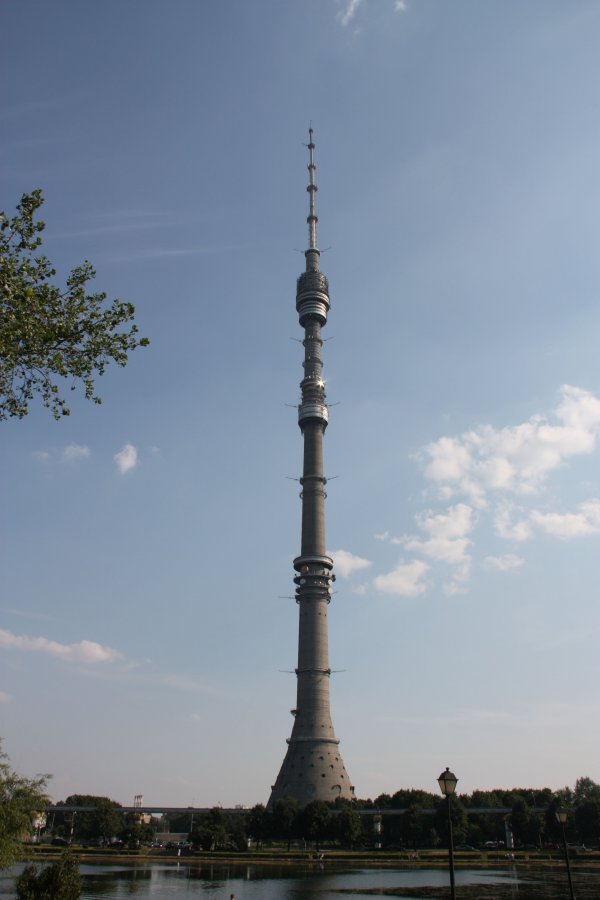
[268,129,354,807]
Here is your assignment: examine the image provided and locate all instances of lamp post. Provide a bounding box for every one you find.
[555,809,575,900]
[437,768,458,900]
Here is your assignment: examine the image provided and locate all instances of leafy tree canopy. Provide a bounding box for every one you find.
[271,796,299,837]
[119,814,155,847]
[55,795,123,842]
[0,190,148,420]
[466,790,503,808]
[509,795,542,846]
[434,794,468,846]
[574,776,600,806]
[391,788,436,809]
[246,804,270,848]
[16,850,81,900]
[301,800,333,849]
[0,741,49,869]
[189,807,228,851]
[335,805,362,849]
[271,796,300,851]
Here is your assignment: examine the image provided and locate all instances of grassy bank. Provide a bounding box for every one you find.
[22,846,600,870]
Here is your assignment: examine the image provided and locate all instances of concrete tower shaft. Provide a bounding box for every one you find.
[268,130,354,808]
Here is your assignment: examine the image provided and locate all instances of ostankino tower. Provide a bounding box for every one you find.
[268,131,354,807]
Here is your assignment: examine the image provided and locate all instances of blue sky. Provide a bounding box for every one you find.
[2,0,600,807]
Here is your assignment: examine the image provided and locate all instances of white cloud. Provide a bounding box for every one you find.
[494,498,600,540]
[337,0,406,24]
[494,504,533,542]
[421,385,600,504]
[0,628,120,663]
[331,548,372,578]
[32,445,91,463]
[369,386,600,599]
[114,443,138,474]
[0,690,11,703]
[404,534,471,567]
[443,579,469,597]
[417,503,474,539]
[531,499,600,538]
[423,435,472,485]
[374,559,429,596]
[337,0,363,26]
[484,554,525,572]
[62,443,91,462]
[397,503,474,593]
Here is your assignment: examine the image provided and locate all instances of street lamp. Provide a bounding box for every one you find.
[438,768,458,900]
[555,809,575,900]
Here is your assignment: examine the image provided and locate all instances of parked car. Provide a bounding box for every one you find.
[51,837,69,847]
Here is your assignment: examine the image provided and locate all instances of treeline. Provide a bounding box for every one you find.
[361,777,600,849]
[48,776,600,851]
[49,795,156,847]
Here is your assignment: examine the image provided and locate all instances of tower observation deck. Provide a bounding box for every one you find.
[268,130,354,808]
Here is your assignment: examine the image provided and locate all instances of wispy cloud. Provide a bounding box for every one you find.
[484,554,525,572]
[337,0,363,27]
[114,443,138,474]
[47,207,186,240]
[0,628,120,663]
[62,443,90,462]
[0,691,11,704]
[158,674,214,694]
[441,707,517,727]
[106,246,225,264]
[0,607,59,623]
[31,444,90,463]
[336,0,407,26]
[82,664,216,696]
[331,548,372,578]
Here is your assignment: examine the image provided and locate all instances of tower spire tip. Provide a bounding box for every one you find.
[305,127,318,263]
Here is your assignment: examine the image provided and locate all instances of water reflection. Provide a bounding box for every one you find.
[3,861,600,899]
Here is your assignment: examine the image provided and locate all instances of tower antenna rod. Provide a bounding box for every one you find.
[307,126,319,256]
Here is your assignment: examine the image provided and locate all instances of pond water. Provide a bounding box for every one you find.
[2,860,600,899]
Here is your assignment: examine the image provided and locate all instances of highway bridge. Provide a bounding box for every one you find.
[45,805,527,817]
